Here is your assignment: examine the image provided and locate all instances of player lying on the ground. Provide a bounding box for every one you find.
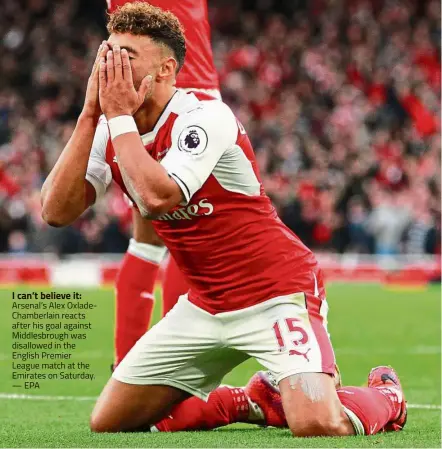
[107,0,221,369]
[41,2,407,437]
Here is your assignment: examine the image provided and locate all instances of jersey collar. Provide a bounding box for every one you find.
[140,89,198,145]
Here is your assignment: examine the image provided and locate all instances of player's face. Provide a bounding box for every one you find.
[107,33,164,90]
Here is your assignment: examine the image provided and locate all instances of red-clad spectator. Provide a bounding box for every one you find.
[400,93,438,137]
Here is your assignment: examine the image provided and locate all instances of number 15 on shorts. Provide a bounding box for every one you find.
[273,318,312,362]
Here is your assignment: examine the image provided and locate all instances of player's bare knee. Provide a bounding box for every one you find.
[287,415,321,437]
[89,412,117,433]
[89,417,105,433]
[284,373,352,437]
[287,413,351,437]
[286,411,340,437]
[89,401,127,433]
[90,399,158,433]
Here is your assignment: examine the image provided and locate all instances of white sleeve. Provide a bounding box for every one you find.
[160,101,238,203]
[85,116,112,202]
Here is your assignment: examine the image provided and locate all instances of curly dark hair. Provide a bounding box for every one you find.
[107,2,186,72]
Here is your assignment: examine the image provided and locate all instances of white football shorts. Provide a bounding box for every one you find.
[112,292,335,400]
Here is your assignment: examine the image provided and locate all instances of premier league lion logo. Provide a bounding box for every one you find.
[178,125,208,155]
[184,130,200,149]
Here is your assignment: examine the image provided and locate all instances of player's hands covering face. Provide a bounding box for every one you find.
[99,45,153,119]
[82,41,109,121]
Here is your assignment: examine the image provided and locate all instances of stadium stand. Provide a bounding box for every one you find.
[0,0,440,256]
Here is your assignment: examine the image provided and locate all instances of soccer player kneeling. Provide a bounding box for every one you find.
[41,3,407,437]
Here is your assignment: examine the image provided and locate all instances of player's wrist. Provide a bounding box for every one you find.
[78,111,100,127]
[104,109,133,120]
[107,115,138,140]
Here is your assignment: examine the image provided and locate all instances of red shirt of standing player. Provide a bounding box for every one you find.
[108,0,219,90]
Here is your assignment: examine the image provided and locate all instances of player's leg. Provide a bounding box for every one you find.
[245,363,406,435]
[277,289,406,437]
[114,208,166,366]
[161,254,189,316]
[280,368,406,436]
[269,290,353,435]
[229,275,406,437]
[243,365,340,429]
[90,380,187,432]
[152,386,257,432]
[151,364,403,434]
[280,373,354,436]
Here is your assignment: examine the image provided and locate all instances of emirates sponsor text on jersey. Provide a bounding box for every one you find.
[156,199,214,221]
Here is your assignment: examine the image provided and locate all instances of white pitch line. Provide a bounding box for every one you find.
[408,404,441,410]
[0,393,441,410]
[0,393,96,401]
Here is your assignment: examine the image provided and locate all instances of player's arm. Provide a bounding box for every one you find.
[41,117,98,226]
[41,42,110,227]
[108,101,237,218]
[109,131,181,218]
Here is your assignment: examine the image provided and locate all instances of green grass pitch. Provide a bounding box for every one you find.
[0,283,440,448]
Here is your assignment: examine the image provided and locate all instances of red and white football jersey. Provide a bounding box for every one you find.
[86,90,319,313]
[107,0,219,91]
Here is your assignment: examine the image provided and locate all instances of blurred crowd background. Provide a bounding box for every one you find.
[0,0,440,256]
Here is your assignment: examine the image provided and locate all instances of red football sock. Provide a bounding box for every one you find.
[152,387,250,432]
[114,239,166,366]
[161,255,189,316]
[338,386,401,435]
